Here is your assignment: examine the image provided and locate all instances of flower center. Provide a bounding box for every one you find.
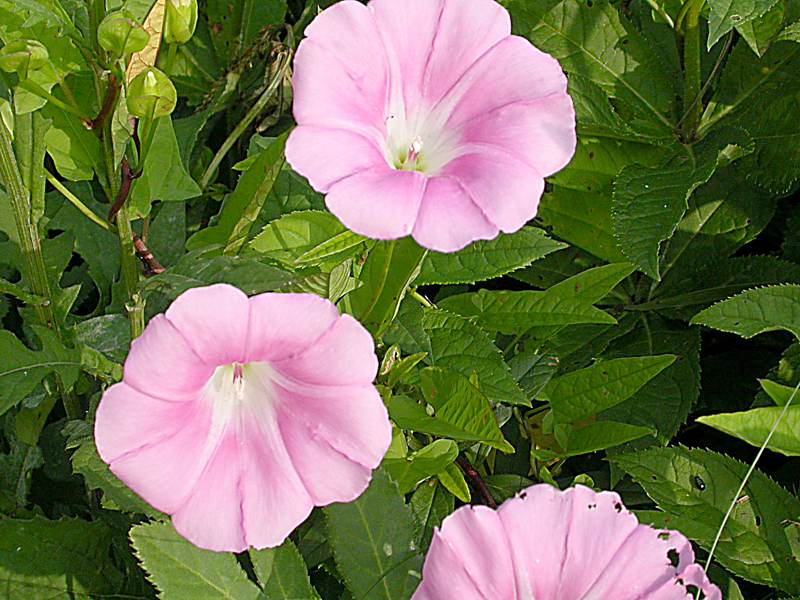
[385,108,459,175]
[203,361,278,430]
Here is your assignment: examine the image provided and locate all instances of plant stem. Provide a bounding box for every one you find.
[681,0,704,140]
[0,117,56,331]
[199,51,291,189]
[17,80,89,121]
[456,455,497,509]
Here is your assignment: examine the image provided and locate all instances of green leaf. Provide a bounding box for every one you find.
[383,439,459,493]
[542,355,675,423]
[419,367,514,453]
[0,516,122,598]
[410,481,453,550]
[249,210,347,266]
[251,540,317,600]
[438,288,615,335]
[42,102,101,181]
[416,227,565,285]
[708,0,781,48]
[142,249,296,301]
[130,521,261,599]
[612,446,800,593]
[738,0,785,55]
[437,462,470,503]
[698,405,800,456]
[691,284,800,339]
[350,238,426,336]
[73,314,131,363]
[128,117,201,218]
[560,421,654,456]
[0,327,80,416]
[778,19,800,41]
[325,470,422,600]
[71,436,161,516]
[508,0,676,135]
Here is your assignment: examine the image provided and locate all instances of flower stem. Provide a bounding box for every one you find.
[456,455,497,509]
[199,50,291,190]
[681,0,704,140]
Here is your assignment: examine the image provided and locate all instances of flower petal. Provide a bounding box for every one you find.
[239,415,315,549]
[325,168,426,241]
[123,314,214,400]
[165,283,250,365]
[171,432,247,552]
[460,94,576,177]
[95,382,196,463]
[273,381,390,471]
[441,147,544,233]
[438,35,569,128]
[277,406,373,506]
[245,292,339,363]
[412,176,498,252]
[292,1,388,134]
[286,126,386,193]
[419,0,511,104]
[105,397,214,514]
[413,505,517,600]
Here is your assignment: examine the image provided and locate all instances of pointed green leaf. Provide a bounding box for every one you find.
[382,439,459,493]
[130,521,261,599]
[251,540,317,600]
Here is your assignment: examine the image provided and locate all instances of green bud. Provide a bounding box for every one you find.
[0,40,49,76]
[98,11,150,58]
[126,68,177,119]
[164,0,198,45]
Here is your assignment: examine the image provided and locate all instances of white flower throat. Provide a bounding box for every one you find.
[384,106,459,175]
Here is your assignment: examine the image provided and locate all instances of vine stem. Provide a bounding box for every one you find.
[681,0,705,139]
[456,456,497,509]
[199,50,291,190]
[0,113,81,418]
[699,378,800,598]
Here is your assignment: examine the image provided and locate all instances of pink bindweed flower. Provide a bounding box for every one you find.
[286,0,576,253]
[412,484,722,600]
[94,284,391,552]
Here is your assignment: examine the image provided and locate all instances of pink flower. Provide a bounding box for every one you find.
[94,284,391,552]
[412,484,722,600]
[286,0,575,253]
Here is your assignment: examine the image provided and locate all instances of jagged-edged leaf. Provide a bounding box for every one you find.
[419,368,514,453]
[778,20,800,41]
[708,0,781,48]
[383,439,459,493]
[612,447,800,593]
[417,227,564,285]
[325,470,422,600]
[508,0,677,136]
[541,355,675,423]
[691,284,800,339]
[410,481,453,550]
[131,521,261,599]
[350,238,426,336]
[438,288,615,335]
[249,210,347,266]
[0,516,122,598]
[187,135,286,253]
[251,541,317,600]
[0,327,81,416]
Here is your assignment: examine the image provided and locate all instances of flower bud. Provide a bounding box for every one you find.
[0,40,49,76]
[98,11,150,58]
[164,0,198,45]
[126,68,177,119]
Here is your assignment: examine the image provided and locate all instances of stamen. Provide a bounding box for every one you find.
[408,136,424,163]
[232,363,245,400]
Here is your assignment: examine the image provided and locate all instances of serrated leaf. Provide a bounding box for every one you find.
[350,238,426,336]
[612,447,800,592]
[410,481,453,550]
[542,355,675,423]
[438,288,615,335]
[325,470,422,600]
[0,327,81,416]
[416,227,564,285]
[778,19,800,41]
[130,521,261,599]
[383,439,459,493]
[251,540,317,600]
[691,284,800,339]
[187,136,285,252]
[419,367,514,453]
[708,0,780,48]
[296,230,367,266]
[0,516,122,598]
